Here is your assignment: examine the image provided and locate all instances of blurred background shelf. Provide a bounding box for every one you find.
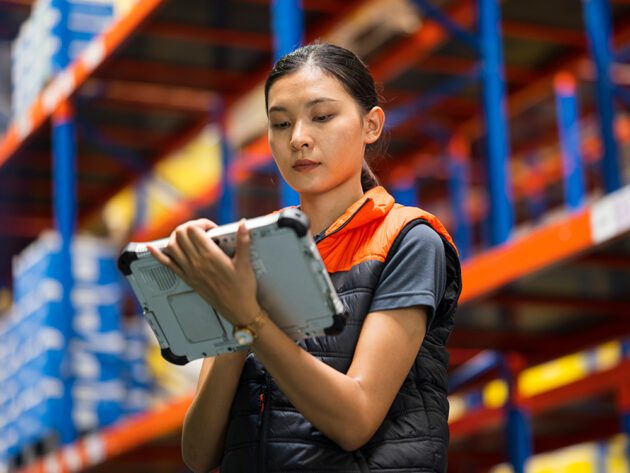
[1,0,629,472]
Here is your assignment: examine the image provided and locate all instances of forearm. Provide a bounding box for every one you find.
[251,314,373,451]
[181,351,247,472]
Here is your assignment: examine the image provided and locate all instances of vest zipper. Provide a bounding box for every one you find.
[258,372,271,473]
[314,198,372,244]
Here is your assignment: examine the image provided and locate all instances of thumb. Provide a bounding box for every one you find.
[234,219,252,271]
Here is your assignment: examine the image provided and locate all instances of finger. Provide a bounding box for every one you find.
[192,218,218,231]
[189,225,226,261]
[234,219,252,272]
[176,226,203,261]
[165,233,190,269]
[147,244,184,277]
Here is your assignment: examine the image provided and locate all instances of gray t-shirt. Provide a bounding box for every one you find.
[369,224,447,330]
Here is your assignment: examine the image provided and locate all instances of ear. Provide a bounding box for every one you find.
[363,106,385,145]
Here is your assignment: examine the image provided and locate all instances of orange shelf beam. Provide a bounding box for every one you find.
[460,184,630,304]
[18,395,193,473]
[0,0,163,169]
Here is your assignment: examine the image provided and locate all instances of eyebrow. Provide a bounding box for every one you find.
[268,97,339,114]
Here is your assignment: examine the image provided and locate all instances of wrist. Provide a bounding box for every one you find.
[232,307,267,346]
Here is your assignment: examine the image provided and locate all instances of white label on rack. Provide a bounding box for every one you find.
[16,113,32,139]
[63,445,81,472]
[590,185,630,243]
[42,82,60,113]
[43,453,61,473]
[83,433,106,465]
[81,39,106,72]
[58,70,76,100]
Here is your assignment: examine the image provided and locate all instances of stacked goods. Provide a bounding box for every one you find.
[121,313,153,415]
[10,0,136,122]
[69,235,126,435]
[0,232,74,469]
[0,231,152,470]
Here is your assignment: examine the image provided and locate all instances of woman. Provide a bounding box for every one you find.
[150,43,462,473]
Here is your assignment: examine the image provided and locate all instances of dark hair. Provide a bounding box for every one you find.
[264,43,387,192]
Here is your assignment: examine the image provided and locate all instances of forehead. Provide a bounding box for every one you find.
[267,65,352,108]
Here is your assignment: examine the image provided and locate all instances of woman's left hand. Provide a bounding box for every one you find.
[147,219,260,325]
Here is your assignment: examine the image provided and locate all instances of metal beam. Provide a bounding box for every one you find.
[490,293,630,317]
[238,0,342,13]
[387,67,479,128]
[449,350,501,392]
[81,79,220,114]
[97,59,251,91]
[450,406,504,439]
[0,214,52,237]
[523,360,630,412]
[144,22,272,51]
[449,347,484,366]
[577,253,630,270]
[448,328,559,353]
[411,0,479,51]
[502,21,585,47]
[414,56,538,85]
[371,1,475,82]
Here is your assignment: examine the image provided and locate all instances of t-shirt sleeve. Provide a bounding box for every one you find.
[368,223,447,329]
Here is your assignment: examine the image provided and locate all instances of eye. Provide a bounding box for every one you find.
[271,121,290,129]
[313,114,333,123]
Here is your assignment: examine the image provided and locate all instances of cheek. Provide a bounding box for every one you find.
[269,136,287,161]
[327,120,366,159]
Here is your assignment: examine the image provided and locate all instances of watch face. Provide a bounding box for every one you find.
[234,328,255,345]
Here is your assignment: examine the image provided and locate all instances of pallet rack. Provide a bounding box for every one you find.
[1,0,629,472]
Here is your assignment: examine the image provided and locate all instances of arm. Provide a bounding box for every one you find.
[251,305,427,451]
[181,351,247,473]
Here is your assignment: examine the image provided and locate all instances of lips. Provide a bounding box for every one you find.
[292,159,320,171]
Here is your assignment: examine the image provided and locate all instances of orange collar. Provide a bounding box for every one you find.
[320,186,395,238]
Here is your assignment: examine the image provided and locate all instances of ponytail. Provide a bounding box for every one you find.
[361,160,379,192]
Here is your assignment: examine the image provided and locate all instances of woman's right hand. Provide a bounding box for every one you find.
[147,217,218,291]
[148,217,262,328]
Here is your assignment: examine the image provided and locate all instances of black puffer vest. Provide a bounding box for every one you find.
[220,187,462,472]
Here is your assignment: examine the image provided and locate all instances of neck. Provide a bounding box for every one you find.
[299,179,366,237]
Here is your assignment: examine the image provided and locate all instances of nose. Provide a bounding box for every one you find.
[289,120,313,151]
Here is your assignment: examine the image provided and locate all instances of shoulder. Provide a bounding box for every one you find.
[375,205,447,252]
[396,223,445,253]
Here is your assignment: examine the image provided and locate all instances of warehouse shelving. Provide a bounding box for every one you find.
[1,0,630,472]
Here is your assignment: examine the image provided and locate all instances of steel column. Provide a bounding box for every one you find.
[448,137,472,260]
[51,101,77,444]
[272,0,304,208]
[479,0,513,245]
[618,380,630,463]
[501,354,532,473]
[217,102,237,224]
[554,73,585,210]
[391,179,418,207]
[582,0,622,192]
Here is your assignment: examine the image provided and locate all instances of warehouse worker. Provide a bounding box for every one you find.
[150,43,462,473]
